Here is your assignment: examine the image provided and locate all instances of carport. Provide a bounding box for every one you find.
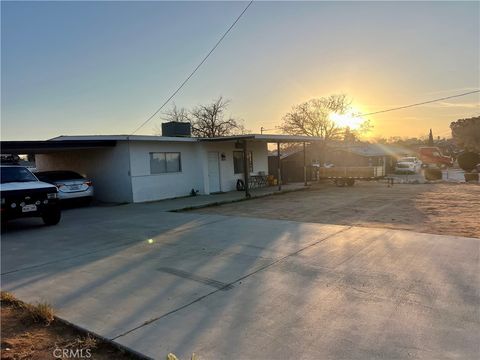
[1,139,128,203]
[202,134,323,198]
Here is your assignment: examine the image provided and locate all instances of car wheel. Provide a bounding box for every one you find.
[42,208,61,226]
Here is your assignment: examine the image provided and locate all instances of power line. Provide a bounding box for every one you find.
[358,90,480,117]
[131,1,254,135]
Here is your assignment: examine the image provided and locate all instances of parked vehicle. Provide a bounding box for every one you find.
[395,157,422,174]
[318,166,385,186]
[1,165,61,225]
[418,147,453,168]
[35,171,93,203]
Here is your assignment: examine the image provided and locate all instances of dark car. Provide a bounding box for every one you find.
[1,165,61,225]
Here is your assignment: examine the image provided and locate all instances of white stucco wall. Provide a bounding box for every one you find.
[129,140,268,202]
[129,141,205,203]
[35,139,269,204]
[202,140,269,193]
[35,142,133,203]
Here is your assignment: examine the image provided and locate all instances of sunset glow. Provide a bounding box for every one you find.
[329,111,365,130]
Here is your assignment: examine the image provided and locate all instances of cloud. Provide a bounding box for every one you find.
[435,102,480,109]
[419,101,479,109]
[424,87,480,96]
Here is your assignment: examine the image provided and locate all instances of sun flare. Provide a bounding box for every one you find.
[329,111,365,130]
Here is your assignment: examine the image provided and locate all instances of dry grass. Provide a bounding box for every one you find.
[1,291,54,325]
[167,353,199,360]
[1,293,139,359]
[27,301,55,325]
[56,333,98,352]
[1,291,23,307]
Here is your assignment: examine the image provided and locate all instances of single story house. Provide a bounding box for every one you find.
[325,143,412,173]
[2,132,321,203]
[271,142,412,181]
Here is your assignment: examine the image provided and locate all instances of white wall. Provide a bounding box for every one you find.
[35,142,133,203]
[129,141,205,203]
[202,141,269,193]
[130,140,268,202]
[35,139,269,204]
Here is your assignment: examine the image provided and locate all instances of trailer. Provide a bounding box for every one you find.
[317,166,386,186]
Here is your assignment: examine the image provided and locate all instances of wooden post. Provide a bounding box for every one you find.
[243,140,250,198]
[303,142,307,186]
[277,142,282,191]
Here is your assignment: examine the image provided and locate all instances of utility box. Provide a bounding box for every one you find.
[161,121,191,137]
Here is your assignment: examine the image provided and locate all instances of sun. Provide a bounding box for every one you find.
[329,111,364,130]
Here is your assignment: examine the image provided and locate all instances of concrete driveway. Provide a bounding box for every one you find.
[1,202,479,359]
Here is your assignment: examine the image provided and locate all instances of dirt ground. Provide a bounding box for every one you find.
[1,302,139,360]
[193,182,480,238]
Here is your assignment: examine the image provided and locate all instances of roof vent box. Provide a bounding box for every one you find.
[161,122,191,137]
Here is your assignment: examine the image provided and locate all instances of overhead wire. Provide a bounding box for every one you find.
[357,90,479,117]
[130,1,254,135]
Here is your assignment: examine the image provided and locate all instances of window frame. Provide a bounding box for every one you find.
[149,152,182,174]
[233,151,253,174]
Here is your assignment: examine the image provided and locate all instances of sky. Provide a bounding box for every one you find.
[1,1,479,141]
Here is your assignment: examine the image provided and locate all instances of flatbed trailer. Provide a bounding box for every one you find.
[318,166,386,186]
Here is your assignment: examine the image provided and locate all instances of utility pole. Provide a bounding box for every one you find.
[260,126,276,134]
[242,140,250,198]
[277,142,281,191]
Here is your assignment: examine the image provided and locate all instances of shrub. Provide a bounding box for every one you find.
[457,151,480,172]
[424,168,442,180]
[29,301,55,325]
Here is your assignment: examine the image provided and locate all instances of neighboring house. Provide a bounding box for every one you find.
[268,147,320,183]
[326,143,412,173]
[2,131,321,203]
[273,142,412,181]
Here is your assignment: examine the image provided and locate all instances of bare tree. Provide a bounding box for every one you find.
[153,104,191,135]
[162,104,191,123]
[190,97,245,138]
[280,94,352,140]
[280,94,371,161]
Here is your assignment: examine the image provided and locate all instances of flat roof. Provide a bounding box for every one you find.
[202,134,324,142]
[50,135,197,142]
[1,140,117,154]
[52,134,324,143]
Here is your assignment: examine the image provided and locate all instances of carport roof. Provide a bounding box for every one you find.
[1,139,117,154]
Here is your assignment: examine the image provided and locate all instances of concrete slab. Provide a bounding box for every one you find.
[1,201,479,359]
[127,183,308,212]
[113,227,479,360]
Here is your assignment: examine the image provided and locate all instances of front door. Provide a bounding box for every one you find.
[207,151,221,193]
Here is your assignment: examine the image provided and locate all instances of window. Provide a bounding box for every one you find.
[1,166,38,183]
[233,151,253,174]
[150,152,181,174]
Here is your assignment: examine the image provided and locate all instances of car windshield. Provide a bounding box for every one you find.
[398,157,416,163]
[1,166,38,183]
[35,171,84,181]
